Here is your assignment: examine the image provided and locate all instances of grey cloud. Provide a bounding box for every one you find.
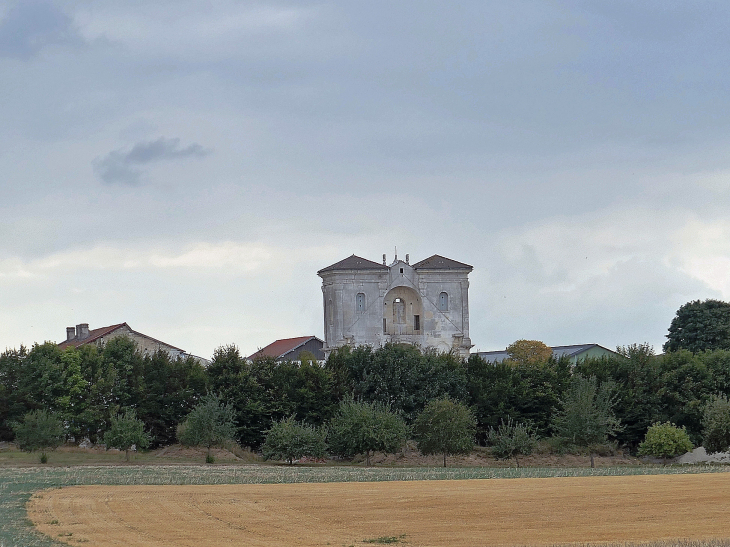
[0,0,84,59]
[93,137,211,185]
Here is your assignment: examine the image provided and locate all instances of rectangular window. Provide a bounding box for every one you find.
[414,315,420,331]
[383,318,387,334]
[356,293,365,312]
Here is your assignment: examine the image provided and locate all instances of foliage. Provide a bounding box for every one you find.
[638,422,693,462]
[702,395,730,454]
[466,354,571,441]
[11,409,64,461]
[328,398,408,465]
[664,299,730,354]
[335,343,469,423]
[103,409,151,461]
[505,339,553,367]
[177,393,237,460]
[412,398,475,467]
[261,415,327,464]
[207,346,339,449]
[551,375,621,447]
[487,417,539,467]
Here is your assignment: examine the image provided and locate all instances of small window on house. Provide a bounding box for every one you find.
[400,268,404,274]
[383,318,387,333]
[414,315,420,331]
[439,292,449,311]
[356,293,365,312]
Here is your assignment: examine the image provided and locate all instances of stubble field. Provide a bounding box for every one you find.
[27,473,730,547]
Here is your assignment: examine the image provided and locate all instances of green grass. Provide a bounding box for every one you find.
[2,464,730,547]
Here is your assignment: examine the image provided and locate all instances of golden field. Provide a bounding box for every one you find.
[28,473,730,547]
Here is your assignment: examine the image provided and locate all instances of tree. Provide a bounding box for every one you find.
[702,395,730,454]
[103,409,151,461]
[506,340,552,367]
[327,399,407,466]
[261,415,327,465]
[551,375,621,448]
[413,398,475,467]
[177,393,236,462]
[11,409,64,463]
[638,422,693,464]
[487,417,539,468]
[664,299,730,354]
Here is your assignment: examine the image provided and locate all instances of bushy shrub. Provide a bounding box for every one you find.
[177,393,237,462]
[11,410,64,463]
[262,415,327,465]
[638,422,693,464]
[487,417,538,467]
[413,398,475,467]
[328,399,407,466]
[103,409,151,462]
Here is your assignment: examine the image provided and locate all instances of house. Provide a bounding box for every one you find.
[318,253,473,358]
[477,344,619,365]
[247,335,325,362]
[58,322,189,360]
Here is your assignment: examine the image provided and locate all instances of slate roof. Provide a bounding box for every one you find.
[248,336,324,360]
[412,254,473,270]
[477,344,617,362]
[58,322,186,353]
[318,255,389,274]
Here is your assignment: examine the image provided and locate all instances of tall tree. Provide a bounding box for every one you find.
[413,398,476,467]
[177,393,236,462]
[664,299,730,354]
[551,375,621,447]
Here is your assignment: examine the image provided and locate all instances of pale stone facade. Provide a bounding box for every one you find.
[318,254,473,358]
[59,322,188,360]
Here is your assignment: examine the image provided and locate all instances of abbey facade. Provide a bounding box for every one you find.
[318,254,473,358]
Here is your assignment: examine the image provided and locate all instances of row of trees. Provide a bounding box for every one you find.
[5,300,730,460]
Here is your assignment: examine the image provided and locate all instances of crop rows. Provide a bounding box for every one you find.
[2,465,729,547]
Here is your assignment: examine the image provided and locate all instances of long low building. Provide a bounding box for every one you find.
[477,343,619,365]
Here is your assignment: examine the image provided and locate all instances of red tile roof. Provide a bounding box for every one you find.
[58,323,126,349]
[248,336,322,360]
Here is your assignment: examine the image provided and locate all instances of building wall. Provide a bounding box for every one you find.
[281,338,325,361]
[320,259,472,358]
[97,325,186,359]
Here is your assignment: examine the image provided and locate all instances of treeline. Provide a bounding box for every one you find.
[4,339,730,452]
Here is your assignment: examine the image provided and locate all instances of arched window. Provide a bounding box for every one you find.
[356,293,365,312]
[439,292,449,311]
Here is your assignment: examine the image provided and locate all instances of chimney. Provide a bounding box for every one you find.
[383,254,386,265]
[406,254,409,265]
[66,327,76,341]
[76,323,90,340]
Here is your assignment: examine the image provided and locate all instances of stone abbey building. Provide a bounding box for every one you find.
[317,253,473,358]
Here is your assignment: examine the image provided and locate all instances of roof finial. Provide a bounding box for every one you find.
[394,246,397,262]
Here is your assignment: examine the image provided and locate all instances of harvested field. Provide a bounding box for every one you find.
[28,473,730,547]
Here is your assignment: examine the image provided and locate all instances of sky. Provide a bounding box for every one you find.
[2,0,730,359]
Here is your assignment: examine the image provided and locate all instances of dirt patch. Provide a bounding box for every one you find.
[28,473,730,547]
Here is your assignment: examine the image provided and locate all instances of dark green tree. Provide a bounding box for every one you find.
[328,398,407,466]
[261,415,327,465]
[702,395,730,454]
[177,393,237,462]
[487,417,539,468]
[103,409,151,461]
[551,375,621,448]
[343,343,468,423]
[413,398,476,467]
[664,299,730,354]
[11,409,64,462]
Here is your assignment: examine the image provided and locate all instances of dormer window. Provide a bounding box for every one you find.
[439,292,449,311]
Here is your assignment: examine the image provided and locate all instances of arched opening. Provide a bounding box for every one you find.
[383,286,423,336]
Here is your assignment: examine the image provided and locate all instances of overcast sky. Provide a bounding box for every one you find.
[2,0,729,358]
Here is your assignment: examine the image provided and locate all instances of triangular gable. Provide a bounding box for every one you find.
[412,255,473,270]
[318,255,389,274]
[248,336,323,360]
